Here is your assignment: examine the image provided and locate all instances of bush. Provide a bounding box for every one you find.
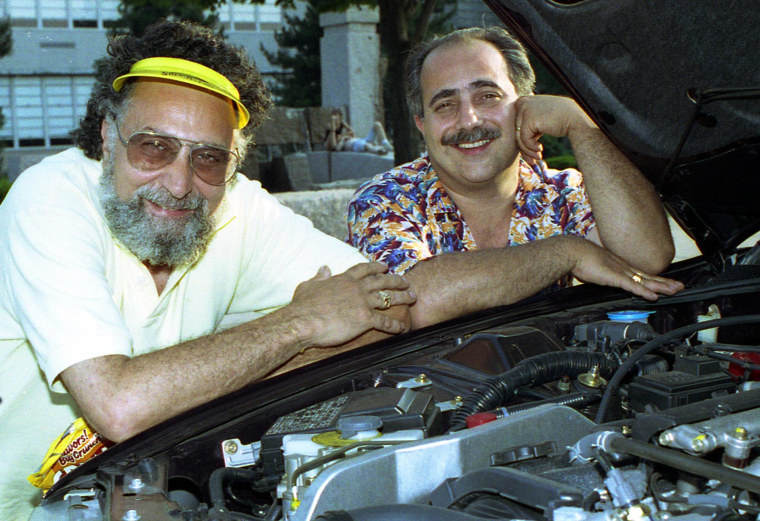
[545,154,578,170]
[540,135,570,158]
[0,175,11,205]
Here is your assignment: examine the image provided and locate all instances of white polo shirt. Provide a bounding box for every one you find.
[0,148,366,518]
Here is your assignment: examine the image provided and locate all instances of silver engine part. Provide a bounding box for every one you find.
[280,404,594,521]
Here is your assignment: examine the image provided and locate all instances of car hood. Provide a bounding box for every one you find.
[485,0,760,259]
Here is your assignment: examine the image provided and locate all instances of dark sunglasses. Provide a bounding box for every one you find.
[116,127,239,186]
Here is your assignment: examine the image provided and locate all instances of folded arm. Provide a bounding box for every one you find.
[404,235,683,329]
[515,95,675,273]
[61,262,415,442]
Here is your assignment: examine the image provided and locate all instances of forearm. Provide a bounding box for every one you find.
[62,262,414,442]
[62,305,316,442]
[570,128,675,273]
[570,126,674,272]
[405,237,575,329]
[515,95,674,273]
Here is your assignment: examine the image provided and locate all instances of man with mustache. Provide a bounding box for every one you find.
[0,21,415,519]
[347,27,683,328]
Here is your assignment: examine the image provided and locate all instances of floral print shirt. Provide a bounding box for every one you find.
[346,153,596,276]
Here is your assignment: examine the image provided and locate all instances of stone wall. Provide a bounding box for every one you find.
[274,188,356,240]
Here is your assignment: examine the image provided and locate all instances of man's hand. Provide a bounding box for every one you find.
[513,95,595,163]
[289,262,416,347]
[567,237,684,300]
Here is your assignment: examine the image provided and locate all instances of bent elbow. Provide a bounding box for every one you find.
[648,239,677,274]
[87,399,150,443]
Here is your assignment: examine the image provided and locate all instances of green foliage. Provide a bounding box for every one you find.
[540,135,571,159]
[545,154,578,170]
[260,1,321,107]
[0,175,11,205]
[110,0,223,36]
[530,55,567,96]
[0,17,11,57]
[0,17,12,178]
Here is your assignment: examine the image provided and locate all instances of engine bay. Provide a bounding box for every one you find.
[36,248,760,521]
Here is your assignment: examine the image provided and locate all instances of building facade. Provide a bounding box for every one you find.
[0,0,288,180]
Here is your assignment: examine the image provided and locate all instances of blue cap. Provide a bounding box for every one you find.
[607,310,654,323]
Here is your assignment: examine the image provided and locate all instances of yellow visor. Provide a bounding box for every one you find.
[113,56,250,129]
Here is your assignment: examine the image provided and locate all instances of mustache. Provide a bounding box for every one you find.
[441,126,502,146]
[135,184,205,211]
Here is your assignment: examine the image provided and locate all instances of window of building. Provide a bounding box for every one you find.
[0,76,94,148]
[4,0,281,30]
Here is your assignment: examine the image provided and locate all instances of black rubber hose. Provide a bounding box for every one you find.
[608,436,760,495]
[209,467,259,505]
[208,467,264,521]
[314,504,494,521]
[503,390,599,415]
[595,315,760,424]
[451,351,618,427]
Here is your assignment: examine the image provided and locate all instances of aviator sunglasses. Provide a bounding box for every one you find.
[116,127,240,186]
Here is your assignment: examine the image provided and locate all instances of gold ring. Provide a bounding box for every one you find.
[379,290,392,310]
[631,273,643,284]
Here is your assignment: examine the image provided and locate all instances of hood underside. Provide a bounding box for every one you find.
[485,0,760,258]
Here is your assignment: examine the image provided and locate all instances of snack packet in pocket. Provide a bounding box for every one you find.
[28,417,113,493]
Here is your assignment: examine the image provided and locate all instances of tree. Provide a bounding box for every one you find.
[260,0,321,107]
[0,16,13,184]
[111,0,223,36]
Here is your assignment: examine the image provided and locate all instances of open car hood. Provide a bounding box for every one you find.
[30,3,760,521]
[485,0,760,259]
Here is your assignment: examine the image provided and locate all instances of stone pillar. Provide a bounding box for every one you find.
[319,6,380,137]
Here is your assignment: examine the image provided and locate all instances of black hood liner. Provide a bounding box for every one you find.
[484,0,760,258]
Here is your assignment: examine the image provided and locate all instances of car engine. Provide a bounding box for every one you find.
[34,246,760,521]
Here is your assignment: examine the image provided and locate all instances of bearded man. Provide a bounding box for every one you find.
[0,21,415,518]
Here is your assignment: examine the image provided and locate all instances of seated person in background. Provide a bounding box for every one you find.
[347,26,684,329]
[0,20,415,519]
[325,108,393,155]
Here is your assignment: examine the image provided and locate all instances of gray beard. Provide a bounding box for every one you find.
[97,158,214,268]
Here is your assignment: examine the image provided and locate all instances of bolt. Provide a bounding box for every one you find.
[128,478,144,491]
[223,440,238,454]
[122,510,141,521]
[557,375,572,392]
[734,427,749,440]
[659,431,675,446]
[454,396,463,404]
[415,373,430,384]
[691,436,707,452]
[578,365,607,388]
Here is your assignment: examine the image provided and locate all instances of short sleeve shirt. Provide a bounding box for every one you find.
[346,153,595,274]
[0,148,366,518]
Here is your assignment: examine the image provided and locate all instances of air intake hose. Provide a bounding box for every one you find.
[451,351,618,428]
